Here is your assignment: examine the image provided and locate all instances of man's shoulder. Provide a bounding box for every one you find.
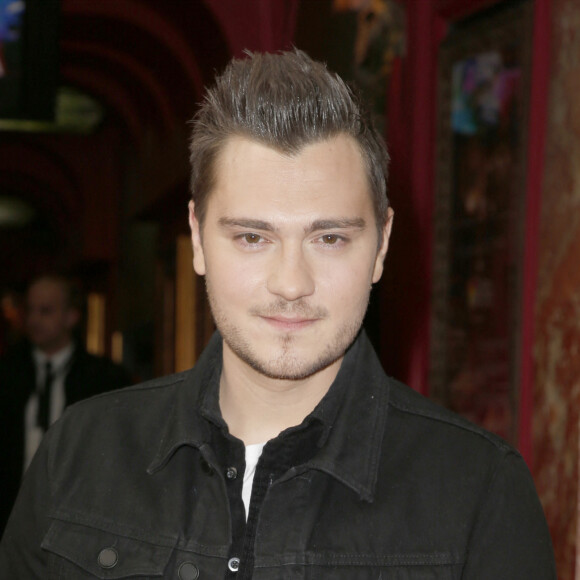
[57,334,221,442]
[68,369,191,414]
[50,369,197,460]
[385,376,514,455]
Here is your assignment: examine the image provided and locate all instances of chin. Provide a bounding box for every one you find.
[240,346,342,381]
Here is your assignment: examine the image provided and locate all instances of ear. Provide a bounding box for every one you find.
[372,207,394,284]
[188,200,206,276]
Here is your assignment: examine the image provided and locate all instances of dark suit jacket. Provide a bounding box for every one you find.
[0,340,131,535]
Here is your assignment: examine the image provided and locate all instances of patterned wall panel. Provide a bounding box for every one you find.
[534,0,580,577]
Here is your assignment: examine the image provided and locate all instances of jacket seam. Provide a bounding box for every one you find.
[72,373,188,406]
[388,398,513,454]
[254,551,465,567]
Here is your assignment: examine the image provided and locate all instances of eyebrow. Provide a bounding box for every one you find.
[218,216,367,234]
[307,218,366,233]
[218,217,275,232]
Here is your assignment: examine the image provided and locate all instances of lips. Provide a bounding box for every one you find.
[261,315,318,331]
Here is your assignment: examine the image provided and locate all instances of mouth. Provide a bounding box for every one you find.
[260,315,319,332]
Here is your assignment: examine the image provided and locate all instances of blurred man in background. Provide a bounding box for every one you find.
[0,274,130,534]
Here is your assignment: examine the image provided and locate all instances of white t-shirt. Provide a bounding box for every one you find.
[242,442,265,520]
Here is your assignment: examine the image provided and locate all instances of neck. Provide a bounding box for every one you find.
[219,342,342,445]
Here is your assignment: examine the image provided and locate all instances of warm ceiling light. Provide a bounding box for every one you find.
[0,196,35,227]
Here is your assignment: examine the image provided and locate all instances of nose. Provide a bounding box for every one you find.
[267,243,315,301]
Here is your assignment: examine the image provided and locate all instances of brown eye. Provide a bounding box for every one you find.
[322,234,339,244]
[244,233,261,244]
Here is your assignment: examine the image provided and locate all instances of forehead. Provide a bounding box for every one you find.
[27,280,67,306]
[208,135,372,219]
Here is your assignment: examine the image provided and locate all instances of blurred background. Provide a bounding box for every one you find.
[0,0,578,575]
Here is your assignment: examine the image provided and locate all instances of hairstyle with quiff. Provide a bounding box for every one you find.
[189,49,389,234]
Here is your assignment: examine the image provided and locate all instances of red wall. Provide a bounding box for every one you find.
[384,0,551,464]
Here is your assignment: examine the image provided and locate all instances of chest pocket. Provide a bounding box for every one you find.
[42,518,175,579]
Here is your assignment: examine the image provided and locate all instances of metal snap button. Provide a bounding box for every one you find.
[226,466,238,480]
[178,561,200,580]
[97,547,118,569]
[228,557,240,572]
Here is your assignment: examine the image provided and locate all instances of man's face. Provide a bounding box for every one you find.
[189,136,393,381]
[26,279,78,355]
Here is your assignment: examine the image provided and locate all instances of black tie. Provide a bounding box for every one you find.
[37,361,54,431]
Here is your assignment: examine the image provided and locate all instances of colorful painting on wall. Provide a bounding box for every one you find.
[430,1,533,444]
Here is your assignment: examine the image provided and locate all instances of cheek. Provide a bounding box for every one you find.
[315,258,374,306]
[205,253,265,301]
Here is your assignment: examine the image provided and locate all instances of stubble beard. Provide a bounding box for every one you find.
[205,278,370,381]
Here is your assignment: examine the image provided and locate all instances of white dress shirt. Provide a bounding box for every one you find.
[23,343,74,472]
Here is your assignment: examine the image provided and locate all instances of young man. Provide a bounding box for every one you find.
[0,51,555,578]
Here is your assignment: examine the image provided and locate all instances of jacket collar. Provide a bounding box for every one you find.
[297,331,391,502]
[148,330,391,502]
[147,333,222,474]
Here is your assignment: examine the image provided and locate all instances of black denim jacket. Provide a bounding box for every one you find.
[0,332,556,578]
